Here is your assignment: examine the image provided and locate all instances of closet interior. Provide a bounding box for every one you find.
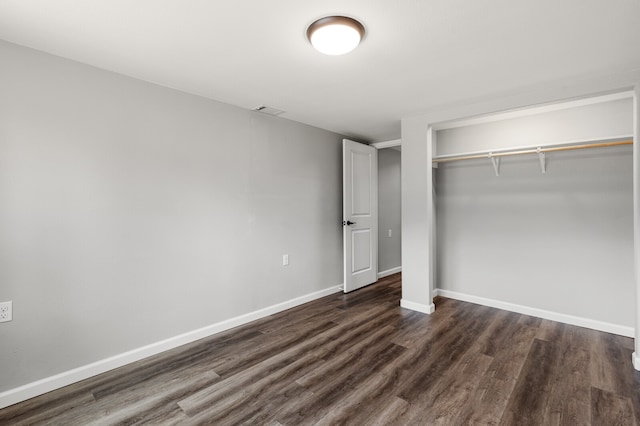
[431,93,635,335]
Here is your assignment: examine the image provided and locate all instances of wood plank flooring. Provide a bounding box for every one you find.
[2,273,640,425]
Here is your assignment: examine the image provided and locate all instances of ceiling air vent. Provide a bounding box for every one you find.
[253,105,285,116]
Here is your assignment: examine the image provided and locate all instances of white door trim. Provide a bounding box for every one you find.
[371,139,401,149]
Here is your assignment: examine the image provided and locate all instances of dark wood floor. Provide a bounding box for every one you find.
[2,273,640,425]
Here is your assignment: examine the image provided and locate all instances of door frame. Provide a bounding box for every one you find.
[371,139,401,150]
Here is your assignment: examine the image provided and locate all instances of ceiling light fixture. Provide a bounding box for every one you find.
[306,16,365,55]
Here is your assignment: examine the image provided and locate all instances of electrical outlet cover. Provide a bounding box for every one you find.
[0,301,12,322]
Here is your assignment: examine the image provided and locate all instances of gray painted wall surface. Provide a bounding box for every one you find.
[400,118,432,305]
[435,98,633,155]
[435,100,634,327]
[378,149,401,272]
[0,40,343,392]
[436,98,632,156]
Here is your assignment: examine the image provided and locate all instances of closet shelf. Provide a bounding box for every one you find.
[432,136,633,164]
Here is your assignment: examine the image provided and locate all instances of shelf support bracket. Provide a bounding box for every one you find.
[488,153,500,176]
[537,147,546,174]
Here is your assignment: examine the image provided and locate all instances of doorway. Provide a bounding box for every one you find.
[377,145,402,278]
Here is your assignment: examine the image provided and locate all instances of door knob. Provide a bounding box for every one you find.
[346,220,356,226]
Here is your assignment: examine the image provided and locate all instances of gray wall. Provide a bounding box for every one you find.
[377,148,401,272]
[435,99,635,327]
[0,40,344,392]
[401,118,432,306]
[436,98,632,156]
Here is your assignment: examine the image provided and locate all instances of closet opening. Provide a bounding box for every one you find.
[430,91,635,337]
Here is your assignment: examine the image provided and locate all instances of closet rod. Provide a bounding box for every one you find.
[432,139,633,164]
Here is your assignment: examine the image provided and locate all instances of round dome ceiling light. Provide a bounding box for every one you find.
[307,16,365,55]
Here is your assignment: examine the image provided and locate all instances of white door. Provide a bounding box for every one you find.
[343,139,378,293]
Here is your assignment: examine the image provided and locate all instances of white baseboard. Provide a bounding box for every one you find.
[400,299,435,314]
[378,266,401,279]
[0,284,342,410]
[633,352,640,371]
[435,289,634,338]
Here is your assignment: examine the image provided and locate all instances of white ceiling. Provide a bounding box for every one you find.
[1,1,639,142]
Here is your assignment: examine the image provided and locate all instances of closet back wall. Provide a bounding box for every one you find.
[435,98,634,330]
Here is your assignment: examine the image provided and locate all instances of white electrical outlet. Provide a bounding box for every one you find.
[283,254,289,266]
[0,301,12,323]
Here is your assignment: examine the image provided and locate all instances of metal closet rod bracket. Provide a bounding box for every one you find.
[490,148,544,176]
[488,152,500,176]
[537,147,546,174]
